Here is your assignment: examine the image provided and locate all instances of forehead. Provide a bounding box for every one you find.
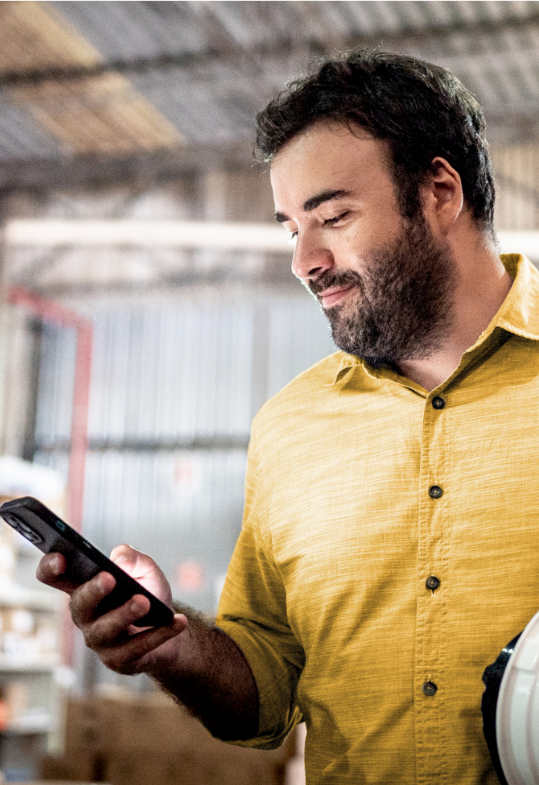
[270,122,392,208]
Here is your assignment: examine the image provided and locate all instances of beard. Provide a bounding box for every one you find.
[309,214,458,368]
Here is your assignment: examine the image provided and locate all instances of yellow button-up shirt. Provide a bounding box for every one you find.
[217,254,539,784]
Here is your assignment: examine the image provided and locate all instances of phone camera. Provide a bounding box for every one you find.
[5,518,43,545]
[55,520,66,531]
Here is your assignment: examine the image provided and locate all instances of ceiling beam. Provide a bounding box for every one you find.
[6,219,291,251]
[0,48,220,89]
[6,220,538,262]
[264,12,539,57]
[0,141,255,192]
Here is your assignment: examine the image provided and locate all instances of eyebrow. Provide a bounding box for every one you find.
[274,189,353,224]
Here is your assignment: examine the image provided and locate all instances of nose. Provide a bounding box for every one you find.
[291,232,334,282]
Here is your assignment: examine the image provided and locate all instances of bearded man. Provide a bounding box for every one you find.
[38,50,536,785]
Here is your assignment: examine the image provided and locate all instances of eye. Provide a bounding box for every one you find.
[283,225,298,241]
[323,212,349,227]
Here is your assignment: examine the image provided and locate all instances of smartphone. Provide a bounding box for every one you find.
[0,496,174,628]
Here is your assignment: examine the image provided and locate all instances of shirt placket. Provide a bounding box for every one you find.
[415,390,448,784]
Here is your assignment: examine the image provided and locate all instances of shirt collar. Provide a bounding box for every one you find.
[329,253,539,385]
[328,352,361,385]
[493,253,539,341]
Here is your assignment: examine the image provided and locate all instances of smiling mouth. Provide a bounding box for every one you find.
[319,286,355,308]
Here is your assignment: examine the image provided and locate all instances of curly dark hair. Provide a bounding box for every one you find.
[255,49,495,231]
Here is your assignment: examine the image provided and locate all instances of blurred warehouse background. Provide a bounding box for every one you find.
[0,1,539,778]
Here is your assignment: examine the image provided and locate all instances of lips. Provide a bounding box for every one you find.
[319,285,355,308]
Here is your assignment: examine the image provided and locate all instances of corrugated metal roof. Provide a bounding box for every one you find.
[56,1,210,60]
[0,1,183,159]
[0,97,61,161]
[0,1,538,181]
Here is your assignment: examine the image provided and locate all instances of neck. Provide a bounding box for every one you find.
[396,241,513,392]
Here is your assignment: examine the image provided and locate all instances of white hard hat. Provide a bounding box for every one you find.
[482,610,539,785]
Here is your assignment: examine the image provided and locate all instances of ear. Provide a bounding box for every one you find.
[423,156,464,235]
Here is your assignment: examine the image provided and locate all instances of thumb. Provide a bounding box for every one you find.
[110,545,155,580]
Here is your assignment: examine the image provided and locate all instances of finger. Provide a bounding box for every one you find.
[36,553,80,595]
[84,594,183,651]
[97,615,188,675]
[70,571,117,627]
[36,552,66,582]
[110,545,156,581]
[110,543,139,566]
[85,593,152,646]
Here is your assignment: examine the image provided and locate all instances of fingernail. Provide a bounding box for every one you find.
[50,557,61,576]
[130,599,139,613]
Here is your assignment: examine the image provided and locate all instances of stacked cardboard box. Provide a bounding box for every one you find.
[40,691,295,785]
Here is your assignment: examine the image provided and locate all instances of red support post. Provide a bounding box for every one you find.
[67,322,93,533]
[8,286,93,665]
[8,285,93,531]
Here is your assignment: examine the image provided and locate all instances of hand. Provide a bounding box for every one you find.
[36,545,187,675]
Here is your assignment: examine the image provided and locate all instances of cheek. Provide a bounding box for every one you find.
[335,234,374,276]
[341,216,401,264]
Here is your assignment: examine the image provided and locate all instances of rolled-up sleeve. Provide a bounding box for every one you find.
[216,438,304,748]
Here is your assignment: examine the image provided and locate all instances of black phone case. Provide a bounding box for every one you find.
[0,496,174,628]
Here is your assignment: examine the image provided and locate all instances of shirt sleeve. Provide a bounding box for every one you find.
[215,434,305,749]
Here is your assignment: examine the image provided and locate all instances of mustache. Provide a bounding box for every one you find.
[308,269,363,296]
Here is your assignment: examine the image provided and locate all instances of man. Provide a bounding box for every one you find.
[38,50,539,784]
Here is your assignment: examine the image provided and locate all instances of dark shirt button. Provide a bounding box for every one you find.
[426,575,440,591]
[423,681,437,697]
[429,485,443,499]
[432,396,445,410]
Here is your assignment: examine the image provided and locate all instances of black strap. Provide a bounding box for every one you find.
[481,632,522,785]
